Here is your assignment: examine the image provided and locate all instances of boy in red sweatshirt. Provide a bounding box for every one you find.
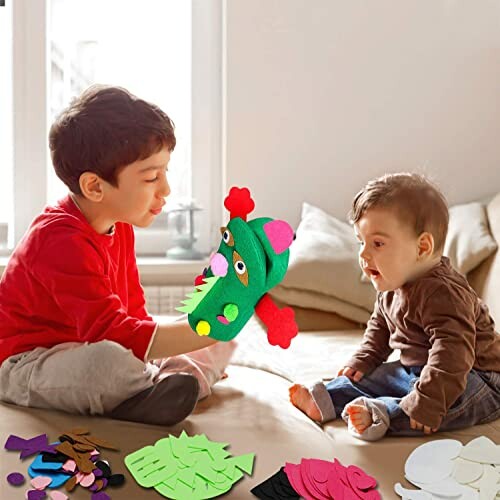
[0,85,235,425]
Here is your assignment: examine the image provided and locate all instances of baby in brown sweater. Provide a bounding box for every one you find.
[290,173,500,440]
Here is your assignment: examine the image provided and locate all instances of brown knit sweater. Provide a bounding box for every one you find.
[346,256,500,428]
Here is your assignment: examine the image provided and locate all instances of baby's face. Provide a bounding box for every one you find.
[355,208,422,292]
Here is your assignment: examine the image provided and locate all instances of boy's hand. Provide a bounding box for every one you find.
[410,418,438,435]
[337,366,364,382]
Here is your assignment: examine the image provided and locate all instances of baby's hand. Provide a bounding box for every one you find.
[337,366,364,382]
[410,418,438,435]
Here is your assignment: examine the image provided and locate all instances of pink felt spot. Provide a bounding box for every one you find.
[284,462,310,499]
[346,465,377,492]
[90,449,99,456]
[49,491,68,500]
[79,472,95,488]
[30,475,52,490]
[75,472,85,484]
[309,458,333,483]
[210,252,228,277]
[263,220,294,254]
[62,459,76,472]
[300,459,330,499]
[217,315,230,325]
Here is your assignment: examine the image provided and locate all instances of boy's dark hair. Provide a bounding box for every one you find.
[348,172,449,254]
[49,85,176,194]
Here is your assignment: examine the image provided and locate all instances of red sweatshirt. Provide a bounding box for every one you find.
[0,195,157,366]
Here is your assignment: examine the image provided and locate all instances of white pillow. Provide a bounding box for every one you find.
[270,202,376,322]
[444,202,497,274]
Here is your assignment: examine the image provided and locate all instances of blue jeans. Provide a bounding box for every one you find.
[321,361,500,436]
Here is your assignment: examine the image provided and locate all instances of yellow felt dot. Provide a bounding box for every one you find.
[196,320,211,336]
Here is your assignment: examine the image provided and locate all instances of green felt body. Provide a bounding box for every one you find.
[181,217,289,341]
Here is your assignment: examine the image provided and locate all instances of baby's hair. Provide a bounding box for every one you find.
[348,173,449,254]
[49,84,176,194]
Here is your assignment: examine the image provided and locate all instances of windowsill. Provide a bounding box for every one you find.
[0,255,208,285]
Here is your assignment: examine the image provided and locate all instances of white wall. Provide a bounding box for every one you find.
[223,0,500,228]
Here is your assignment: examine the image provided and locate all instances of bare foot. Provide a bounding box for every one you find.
[289,384,322,422]
[345,401,372,434]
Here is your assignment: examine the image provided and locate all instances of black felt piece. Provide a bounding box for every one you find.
[107,473,125,487]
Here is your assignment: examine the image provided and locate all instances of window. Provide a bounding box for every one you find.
[0,1,12,254]
[6,0,222,258]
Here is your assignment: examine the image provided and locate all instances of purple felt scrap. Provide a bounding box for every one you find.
[6,471,25,486]
[4,434,57,459]
[27,490,47,500]
[91,492,110,500]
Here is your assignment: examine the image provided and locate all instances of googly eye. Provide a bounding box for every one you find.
[219,226,234,246]
[234,260,246,275]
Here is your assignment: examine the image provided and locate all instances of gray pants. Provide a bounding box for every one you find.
[0,339,236,416]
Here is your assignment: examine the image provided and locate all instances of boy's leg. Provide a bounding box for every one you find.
[150,340,238,400]
[0,340,200,426]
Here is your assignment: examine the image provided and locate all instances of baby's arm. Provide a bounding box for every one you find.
[400,285,476,430]
[342,294,392,377]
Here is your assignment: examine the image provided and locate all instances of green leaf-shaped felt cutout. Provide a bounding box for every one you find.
[230,453,255,475]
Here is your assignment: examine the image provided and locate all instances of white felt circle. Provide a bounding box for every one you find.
[453,457,485,484]
[405,440,463,484]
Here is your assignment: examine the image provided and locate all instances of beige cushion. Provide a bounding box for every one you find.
[444,201,497,274]
[468,193,500,323]
[271,203,376,323]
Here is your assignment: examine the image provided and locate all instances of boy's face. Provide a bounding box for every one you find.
[104,148,171,228]
[355,208,422,292]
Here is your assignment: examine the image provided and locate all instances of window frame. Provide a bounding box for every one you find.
[10,0,222,258]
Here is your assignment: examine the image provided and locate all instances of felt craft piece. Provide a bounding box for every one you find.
[404,439,462,485]
[124,430,254,499]
[48,491,68,500]
[5,434,57,459]
[250,466,300,499]
[4,429,124,499]
[278,458,381,500]
[30,475,53,490]
[178,186,299,349]
[396,436,500,500]
[7,471,25,486]
[26,490,47,500]
[459,436,500,465]
[394,483,432,499]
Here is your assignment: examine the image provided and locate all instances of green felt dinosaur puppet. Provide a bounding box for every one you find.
[177,187,298,348]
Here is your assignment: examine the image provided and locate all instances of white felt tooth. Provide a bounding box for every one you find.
[410,477,464,497]
[394,483,433,499]
[453,457,485,484]
[460,438,500,466]
[405,440,463,485]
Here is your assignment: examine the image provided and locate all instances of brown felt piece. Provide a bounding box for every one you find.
[64,475,78,493]
[72,443,95,453]
[69,427,89,435]
[83,435,119,451]
[94,479,104,492]
[55,441,94,473]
